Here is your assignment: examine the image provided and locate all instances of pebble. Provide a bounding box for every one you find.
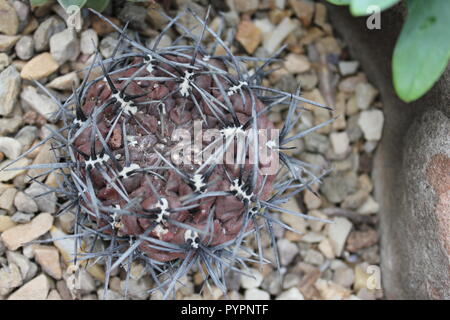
[8,274,50,300]
[296,71,318,90]
[47,289,62,300]
[303,249,324,266]
[0,263,22,296]
[263,17,297,54]
[233,0,259,13]
[301,232,325,243]
[318,238,335,259]
[303,189,322,210]
[99,35,119,59]
[280,198,307,232]
[75,269,96,295]
[236,20,262,55]
[341,190,369,210]
[0,65,21,116]
[276,287,304,300]
[277,238,298,265]
[320,171,358,203]
[357,196,380,215]
[0,137,22,159]
[20,53,59,80]
[15,36,34,60]
[6,251,37,282]
[0,52,10,71]
[346,229,378,253]
[253,18,274,34]
[11,212,34,224]
[26,142,57,182]
[284,53,311,74]
[330,131,350,156]
[326,217,353,257]
[0,157,31,182]
[14,126,37,151]
[46,72,79,91]
[57,211,75,234]
[244,288,270,300]
[358,109,384,141]
[304,132,329,154]
[0,35,20,52]
[33,245,62,280]
[0,213,54,251]
[315,279,351,300]
[50,28,80,65]
[0,0,19,35]
[333,267,354,288]
[338,61,359,76]
[25,183,57,214]
[20,85,59,121]
[0,188,17,212]
[282,273,300,289]
[0,215,16,232]
[80,29,98,55]
[289,0,315,27]
[355,83,378,110]
[120,277,152,300]
[240,268,263,289]
[33,16,65,52]
[147,34,172,49]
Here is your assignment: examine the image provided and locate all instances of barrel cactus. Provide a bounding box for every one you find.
[5,8,333,299]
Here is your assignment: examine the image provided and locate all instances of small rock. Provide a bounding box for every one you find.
[315,279,351,300]
[91,15,120,36]
[233,0,259,13]
[303,189,321,210]
[303,249,324,266]
[0,65,21,116]
[320,171,358,203]
[282,273,300,289]
[50,28,80,65]
[338,61,359,76]
[47,289,62,300]
[357,196,380,215]
[353,263,372,292]
[253,18,275,34]
[33,16,65,52]
[358,109,384,141]
[0,137,22,160]
[0,158,31,182]
[326,217,353,257]
[80,29,98,55]
[241,268,263,289]
[263,17,297,54]
[57,211,75,234]
[284,53,311,74]
[6,251,37,282]
[346,229,378,253]
[355,83,378,110]
[0,35,20,52]
[346,114,363,142]
[301,232,324,243]
[339,73,367,93]
[304,132,329,154]
[15,35,34,60]
[14,126,37,151]
[277,238,298,265]
[75,268,96,295]
[0,213,54,251]
[289,0,315,27]
[0,215,16,232]
[0,263,22,296]
[330,132,350,156]
[147,34,172,49]
[244,288,270,300]
[0,52,10,71]
[118,2,148,30]
[341,190,369,210]
[308,210,328,232]
[33,245,62,280]
[8,274,50,300]
[280,198,307,233]
[20,85,59,121]
[333,267,354,288]
[11,212,34,224]
[26,142,58,182]
[0,0,19,35]
[0,188,17,212]
[120,276,152,300]
[236,20,261,55]
[99,35,119,59]
[20,53,59,80]
[276,287,304,300]
[318,238,335,259]
[25,182,57,214]
[296,71,318,91]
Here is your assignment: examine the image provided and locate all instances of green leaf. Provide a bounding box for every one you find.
[325,0,351,5]
[57,0,87,10]
[85,0,111,12]
[350,0,400,16]
[30,0,51,5]
[393,0,450,102]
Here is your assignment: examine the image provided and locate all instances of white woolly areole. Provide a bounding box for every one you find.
[111,92,138,115]
[85,154,110,168]
[155,198,170,223]
[119,163,140,178]
[145,55,154,73]
[154,224,168,238]
[220,125,245,138]
[227,81,248,96]
[192,174,206,193]
[230,179,253,202]
[180,71,194,97]
[266,140,277,149]
[184,229,200,249]
[73,118,84,126]
[202,55,210,62]
[127,136,138,147]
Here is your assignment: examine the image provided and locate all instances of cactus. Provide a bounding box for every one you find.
[5,8,333,299]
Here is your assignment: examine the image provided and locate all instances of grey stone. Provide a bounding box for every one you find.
[338,61,359,76]
[0,52,9,71]
[0,137,22,159]
[12,0,30,32]
[277,238,298,266]
[25,182,57,214]
[99,35,119,59]
[118,3,148,30]
[20,86,59,122]
[346,114,363,142]
[33,16,65,52]
[14,126,37,151]
[282,273,300,289]
[276,287,304,300]
[6,251,38,282]
[0,65,21,116]
[11,212,35,224]
[50,29,80,65]
[244,288,270,300]
[80,29,98,55]
[304,132,330,154]
[0,263,22,295]
[355,82,378,110]
[320,171,358,203]
[15,35,34,60]
[358,109,384,141]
